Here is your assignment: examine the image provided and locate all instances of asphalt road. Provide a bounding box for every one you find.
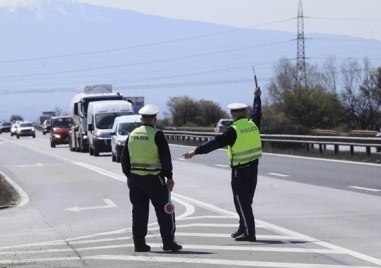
[0,132,380,267]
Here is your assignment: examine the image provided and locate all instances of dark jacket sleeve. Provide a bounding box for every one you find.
[251,95,262,129]
[121,136,131,177]
[155,130,173,179]
[195,127,237,154]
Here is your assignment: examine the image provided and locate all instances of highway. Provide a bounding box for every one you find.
[0,132,380,267]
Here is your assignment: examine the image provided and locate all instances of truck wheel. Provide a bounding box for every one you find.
[51,141,56,148]
[17,135,20,139]
[89,146,94,155]
[33,134,36,138]
[116,153,121,163]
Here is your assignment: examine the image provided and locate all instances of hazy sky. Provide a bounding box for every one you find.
[76,0,381,41]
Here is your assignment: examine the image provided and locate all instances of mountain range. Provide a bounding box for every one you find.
[1,0,381,122]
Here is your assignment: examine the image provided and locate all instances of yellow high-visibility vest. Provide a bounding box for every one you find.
[227,118,262,167]
[128,125,162,176]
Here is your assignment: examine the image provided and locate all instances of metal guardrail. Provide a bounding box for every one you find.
[163,131,381,156]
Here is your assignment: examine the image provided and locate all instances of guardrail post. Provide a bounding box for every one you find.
[366,146,371,155]
[334,145,339,155]
[350,146,354,155]
[319,144,323,153]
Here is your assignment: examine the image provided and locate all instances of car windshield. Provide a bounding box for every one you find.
[19,123,33,127]
[118,122,141,135]
[51,118,71,127]
[95,112,132,130]
[221,120,233,126]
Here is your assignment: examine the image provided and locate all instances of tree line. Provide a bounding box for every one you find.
[163,57,381,134]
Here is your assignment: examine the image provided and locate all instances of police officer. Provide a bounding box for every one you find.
[121,104,182,252]
[182,90,262,242]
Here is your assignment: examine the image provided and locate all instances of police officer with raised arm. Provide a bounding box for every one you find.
[121,104,182,252]
[182,87,262,242]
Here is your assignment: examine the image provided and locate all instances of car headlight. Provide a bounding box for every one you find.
[117,140,125,146]
[95,131,102,137]
[54,134,61,138]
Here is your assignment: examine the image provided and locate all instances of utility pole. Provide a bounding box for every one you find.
[296,0,307,87]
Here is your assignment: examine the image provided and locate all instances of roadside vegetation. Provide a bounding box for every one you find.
[160,57,381,135]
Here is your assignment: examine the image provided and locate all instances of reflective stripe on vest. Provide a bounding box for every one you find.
[128,125,162,175]
[228,118,262,167]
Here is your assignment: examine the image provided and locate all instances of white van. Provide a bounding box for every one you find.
[87,100,134,156]
[110,114,141,162]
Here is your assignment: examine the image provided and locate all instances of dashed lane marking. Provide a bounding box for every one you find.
[268,172,289,177]
[348,186,381,192]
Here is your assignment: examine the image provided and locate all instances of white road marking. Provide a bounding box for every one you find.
[268,172,289,177]
[14,163,43,168]
[5,157,374,267]
[0,171,29,209]
[0,242,342,255]
[170,196,195,219]
[72,162,126,182]
[85,255,378,268]
[64,199,117,212]
[215,164,230,168]
[348,186,381,192]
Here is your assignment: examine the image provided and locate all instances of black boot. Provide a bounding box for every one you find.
[235,231,256,242]
[231,228,244,238]
[134,244,151,252]
[134,237,151,252]
[163,241,183,251]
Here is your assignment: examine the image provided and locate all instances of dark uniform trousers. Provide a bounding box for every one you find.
[231,160,258,236]
[129,173,176,246]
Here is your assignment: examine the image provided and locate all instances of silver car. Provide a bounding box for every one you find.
[15,122,36,139]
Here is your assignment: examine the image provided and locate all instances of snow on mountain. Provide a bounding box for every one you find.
[0,0,381,121]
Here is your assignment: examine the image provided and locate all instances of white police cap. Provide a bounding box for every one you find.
[138,104,160,117]
[227,103,248,112]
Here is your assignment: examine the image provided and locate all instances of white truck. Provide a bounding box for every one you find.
[68,84,125,152]
[87,100,134,156]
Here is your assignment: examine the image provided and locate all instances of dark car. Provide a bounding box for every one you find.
[0,122,11,133]
[50,116,72,148]
[42,119,51,135]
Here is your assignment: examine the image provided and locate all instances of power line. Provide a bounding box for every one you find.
[0,18,295,64]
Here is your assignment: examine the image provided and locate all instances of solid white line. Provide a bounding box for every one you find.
[215,164,230,168]
[0,243,341,255]
[348,186,381,192]
[85,255,378,268]
[172,192,237,217]
[14,163,43,168]
[268,172,289,177]
[171,196,195,219]
[72,161,126,182]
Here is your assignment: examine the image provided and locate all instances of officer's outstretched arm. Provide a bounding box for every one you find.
[182,150,196,159]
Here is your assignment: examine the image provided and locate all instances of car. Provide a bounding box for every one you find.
[0,122,11,133]
[10,121,21,137]
[42,119,51,135]
[49,116,72,148]
[15,122,35,139]
[214,118,233,133]
[111,114,141,162]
